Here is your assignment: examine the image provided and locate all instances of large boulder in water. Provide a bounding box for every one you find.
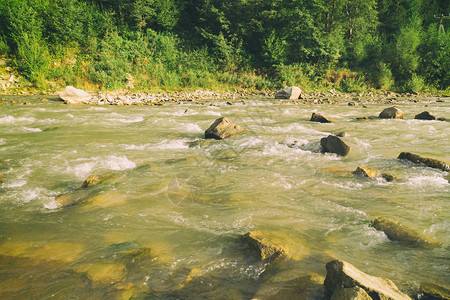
[414,111,437,120]
[379,107,404,119]
[321,135,350,157]
[324,259,411,300]
[398,152,449,171]
[275,86,302,100]
[205,117,244,140]
[58,86,91,104]
[311,112,332,123]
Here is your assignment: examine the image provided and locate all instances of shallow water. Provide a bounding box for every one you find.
[0,96,449,299]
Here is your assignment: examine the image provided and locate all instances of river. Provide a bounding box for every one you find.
[0,96,448,299]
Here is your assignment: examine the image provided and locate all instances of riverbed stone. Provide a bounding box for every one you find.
[419,283,450,300]
[55,188,96,207]
[414,111,437,120]
[379,107,404,119]
[310,112,332,123]
[321,135,350,156]
[81,175,104,188]
[241,230,291,262]
[275,86,302,100]
[253,273,325,300]
[205,117,244,139]
[324,259,411,300]
[75,262,127,285]
[58,86,91,104]
[398,152,449,171]
[371,217,426,244]
[353,166,381,178]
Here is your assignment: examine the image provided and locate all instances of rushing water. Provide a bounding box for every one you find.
[0,96,449,299]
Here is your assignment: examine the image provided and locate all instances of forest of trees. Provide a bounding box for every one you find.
[0,0,449,92]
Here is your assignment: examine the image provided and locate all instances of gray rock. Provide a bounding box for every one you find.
[275,86,302,100]
[321,135,350,156]
[324,260,411,300]
[311,112,332,123]
[379,107,404,119]
[58,86,91,104]
[414,111,436,120]
[205,117,244,140]
[398,152,449,171]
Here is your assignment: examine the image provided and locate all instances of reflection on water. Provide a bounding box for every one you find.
[0,97,449,298]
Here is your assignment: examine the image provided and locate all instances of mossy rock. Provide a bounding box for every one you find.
[74,262,127,285]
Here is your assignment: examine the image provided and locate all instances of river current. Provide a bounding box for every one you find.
[0,96,448,299]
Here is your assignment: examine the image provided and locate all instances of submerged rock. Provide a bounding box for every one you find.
[320,135,350,156]
[58,86,91,104]
[398,152,449,171]
[419,283,450,300]
[0,170,2,182]
[55,188,97,207]
[371,217,427,245]
[253,273,325,300]
[379,107,404,119]
[414,111,437,120]
[81,175,104,188]
[356,116,377,120]
[241,230,291,262]
[275,86,302,100]
[310,112,332,123]
[205,117,244,140]
[324,259,411,300]
[74,262,127,285]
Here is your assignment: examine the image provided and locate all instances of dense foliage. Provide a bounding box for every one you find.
[0,0,448,92]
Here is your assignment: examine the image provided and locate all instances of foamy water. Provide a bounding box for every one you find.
[0,97,448,299]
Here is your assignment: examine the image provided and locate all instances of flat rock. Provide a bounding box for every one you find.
[205,117,244,139]
[275,86,302,100]
[324,259,411,300]
[311,112,332,123]
[74,262,127,285]
[379,107,404,119]
[58,86,91,104]
[371,217,426,244]
[414,111,436,120]
[398,152,449,171]
[321,135,350,156]
[55,188,96,207]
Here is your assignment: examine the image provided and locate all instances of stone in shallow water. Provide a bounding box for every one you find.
[205,117,244,139]
[419,283,450,300]
[414,111,437,120]
[353,166,381,178]
[81,191,127,210]
[324,259,411,300]
[398,152,449,171]
[371,217,426,245]
[310,112,332,123]
[74,262,127,285]
[320,135,350,157]
[379,106,404,119]
[241,230,291,262]
[0,241,84,263]
[55,188,96,207]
